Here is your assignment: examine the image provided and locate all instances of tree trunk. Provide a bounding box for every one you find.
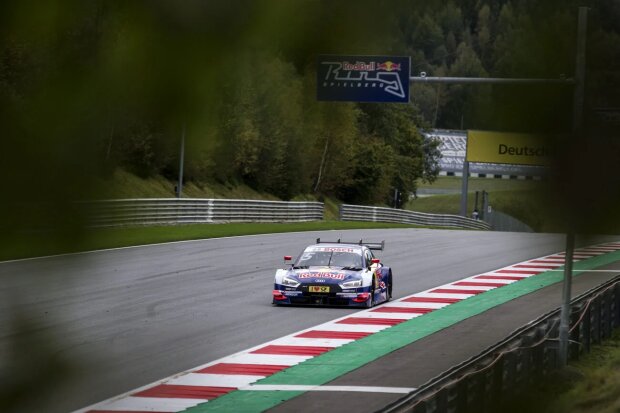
[314,136,329,193]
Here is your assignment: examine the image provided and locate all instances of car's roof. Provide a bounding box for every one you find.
[305,243,365,251]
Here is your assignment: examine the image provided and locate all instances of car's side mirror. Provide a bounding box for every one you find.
[371,258,380,265]
[284,256,292,263]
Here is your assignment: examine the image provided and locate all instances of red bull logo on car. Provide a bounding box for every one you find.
[298,272,346,280]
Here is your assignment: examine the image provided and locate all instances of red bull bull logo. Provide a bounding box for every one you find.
[377,61,401,72]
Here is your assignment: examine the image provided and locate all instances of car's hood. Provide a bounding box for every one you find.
[286,267,362,284]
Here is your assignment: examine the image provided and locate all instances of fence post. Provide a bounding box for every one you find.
[593,296,602,345]
[489,357,504,411]
[456,377,469,412]
[435,387,448,413]
[569,309,581,360]
[603,290,613,339]
[583,304,592,354]
[412,400,427,413]
[614,283,620,329]
[503,351,517,394]
[531,329,544,378]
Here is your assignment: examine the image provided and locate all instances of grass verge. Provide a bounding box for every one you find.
[499,329,620,413]
[550,329,620,413]
[1,221,427,262]
[417,176,543,192]
[408,189,559,232]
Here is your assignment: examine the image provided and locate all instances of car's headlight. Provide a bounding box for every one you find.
[281,276,300,287]
[340,279,362,288]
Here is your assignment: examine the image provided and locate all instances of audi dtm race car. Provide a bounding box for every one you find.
[272,239,393,307]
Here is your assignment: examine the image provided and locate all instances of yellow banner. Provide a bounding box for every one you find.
[466,130,552,166]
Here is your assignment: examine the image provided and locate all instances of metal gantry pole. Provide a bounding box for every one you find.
[460,161,469,217]
[176,125,186,199]
[410,76,574,85]
[559,6,588,367]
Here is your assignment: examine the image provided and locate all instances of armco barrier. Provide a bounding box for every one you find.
[82,199,324,226]
[379,274,620,413]
[340,204,490,230]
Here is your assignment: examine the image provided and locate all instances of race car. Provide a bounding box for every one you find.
[272,239,393,307]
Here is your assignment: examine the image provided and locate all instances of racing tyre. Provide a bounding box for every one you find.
[368,273,379,308]
[367,283,375,308]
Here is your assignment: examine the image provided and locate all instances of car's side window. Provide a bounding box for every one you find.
[364,250,374,268]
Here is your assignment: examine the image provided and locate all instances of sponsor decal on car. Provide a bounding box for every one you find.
[307,247,361,254]
[298,272,346,280]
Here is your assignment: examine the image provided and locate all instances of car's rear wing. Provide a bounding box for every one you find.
[315,238,385,251]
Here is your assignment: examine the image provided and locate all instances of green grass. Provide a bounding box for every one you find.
[1,221,425,262]
[408,189,558,232]
[551,330,620,413]
[411,177,554,231]
[414,176,620,235]
[92,169,281,200]
[498,329,620,413]
[417,176,544,192]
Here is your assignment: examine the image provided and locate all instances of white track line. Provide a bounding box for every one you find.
[168,373,261,388]
[240,384,417,393]
[89,396,205,412]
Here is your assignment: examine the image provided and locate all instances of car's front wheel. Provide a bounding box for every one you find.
[367,290,375,308]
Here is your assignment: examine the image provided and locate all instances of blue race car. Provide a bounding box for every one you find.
[272,239,392,307]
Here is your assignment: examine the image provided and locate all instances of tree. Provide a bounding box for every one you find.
[357,104,439,206]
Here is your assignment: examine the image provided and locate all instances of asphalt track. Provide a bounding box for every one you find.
[0,229,616,412]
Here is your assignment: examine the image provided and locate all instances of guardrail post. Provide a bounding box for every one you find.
[515,348,526,393]
[521,333,536,386]
[471,371,486,413]
[531,329,544,379]
[582,304,592,354]
[503,351,516,394]
[603,290,613,339]
[612,283,620,328]
[456,377,468,412]
[435,387,448,413]
[490,355,504,409]
[445,383,458,412]
[593,296,602,345]
[412,400,427,413]
[569,309,581,360]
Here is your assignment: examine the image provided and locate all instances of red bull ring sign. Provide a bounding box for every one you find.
[317,55,411,103]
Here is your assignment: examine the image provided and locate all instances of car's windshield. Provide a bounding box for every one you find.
[295,249,363,269]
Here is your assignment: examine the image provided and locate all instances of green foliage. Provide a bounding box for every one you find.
[357,103,440,206]
[1,0,619,242]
